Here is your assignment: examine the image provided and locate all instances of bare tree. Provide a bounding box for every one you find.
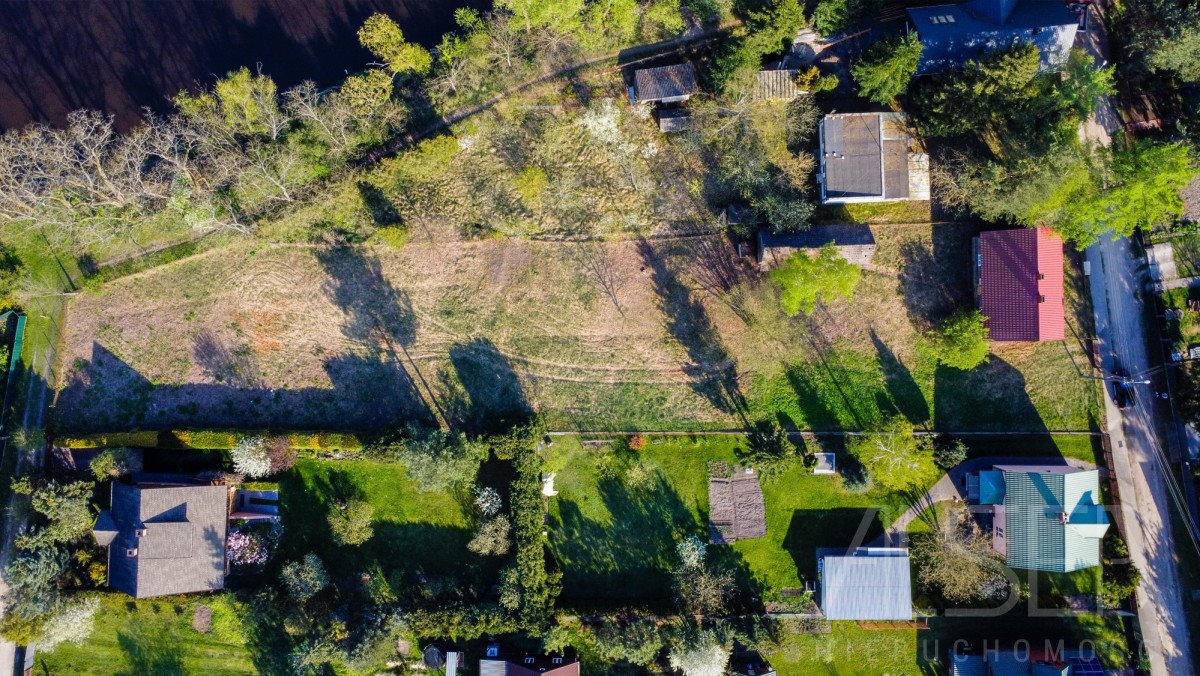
[244,142,301,203]
[571,240,625,314]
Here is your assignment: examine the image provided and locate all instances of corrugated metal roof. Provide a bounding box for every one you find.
[978,228,1064,341]
[752,70,802,100]
[907,0,1080,74]
[819,549,913,620]
[632,63,698,103]
[1001,468,1106,572]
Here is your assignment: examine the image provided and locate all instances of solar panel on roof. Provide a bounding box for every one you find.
[1067,656,1104,676]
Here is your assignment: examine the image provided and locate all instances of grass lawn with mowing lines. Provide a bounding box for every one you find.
[35,594,256,674]
[545,435,912,602]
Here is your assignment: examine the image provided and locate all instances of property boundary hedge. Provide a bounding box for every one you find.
[56,429,366,452]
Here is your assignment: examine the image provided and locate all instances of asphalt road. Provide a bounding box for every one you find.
[1088,236,1194,675]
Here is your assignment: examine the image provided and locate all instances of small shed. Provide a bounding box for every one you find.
[757,226,876,271]
[753,69,803,101]
[818,547,913,621]
[709,468,767,544]
[630,63,698,104]
[658,108,693,133]
[812,453,836,475]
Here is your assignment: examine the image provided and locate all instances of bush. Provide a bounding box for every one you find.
[280,554,328,602]
[1100,534,1141,608]
[57,431,158,449]
[328,499,374,546]
[231,436,272,478]
[934,438,968,470]
[227,529,271,567]
[89,447,142,480]
[468,516,512,556]
[927,309,990,370]
[266,436,297,472]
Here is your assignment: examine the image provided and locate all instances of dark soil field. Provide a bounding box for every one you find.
[0,0,487,131]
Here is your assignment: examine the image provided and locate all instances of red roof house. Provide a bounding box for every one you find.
[975,228,1065,342]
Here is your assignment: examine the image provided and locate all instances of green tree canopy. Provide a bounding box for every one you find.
[1147,18,1200,82]
[175,67,283,138]
[770,244,861,316]
[927,308,990,370]
[358,13,433,75]
[846,417,938,492]
[1030,141,1197,247]
[1059,49,1116,119]
[852,33,923,104]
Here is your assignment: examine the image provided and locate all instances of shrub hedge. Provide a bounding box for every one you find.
[57,430,365,452]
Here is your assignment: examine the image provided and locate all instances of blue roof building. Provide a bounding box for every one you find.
[906,0,1082,74]
[984,465,1110,573]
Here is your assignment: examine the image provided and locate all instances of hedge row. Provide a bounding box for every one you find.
[57,429,366,452]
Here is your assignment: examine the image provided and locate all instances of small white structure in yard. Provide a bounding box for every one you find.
[813,453,836,475]
[541,472,558,497]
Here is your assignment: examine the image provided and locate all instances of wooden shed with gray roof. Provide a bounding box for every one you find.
[629,63,698,104]
[757,226,877,271]
[93,481,229,598]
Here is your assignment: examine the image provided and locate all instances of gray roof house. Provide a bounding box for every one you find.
[818,113,929,204]
[757,226,877,270]
[93,482,229,598]
[907,0,1081,75]
[973,465,1109,572]
[629,63,698,104]
[818,547,913,620]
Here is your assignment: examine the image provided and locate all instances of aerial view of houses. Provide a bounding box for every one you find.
[0,0,1193,675]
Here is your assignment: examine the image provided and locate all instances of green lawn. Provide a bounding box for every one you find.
[36,593,255,675]
[545,435,912,602]
[813,200,933,225]
[276,459,486,584]
[767,612,1131,674]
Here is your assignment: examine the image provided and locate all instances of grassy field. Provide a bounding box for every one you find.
[35,593,255,674]
[545,435,914,602]
[55,222,1099,434]
[812,200,933,225]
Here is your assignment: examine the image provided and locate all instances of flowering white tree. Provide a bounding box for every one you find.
[231,436,272,478]
[38,597,100,651]
[668,631,729,676]
[473,486,503,517]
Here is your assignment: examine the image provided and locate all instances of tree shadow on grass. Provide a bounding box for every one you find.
[115,620,184,676]
[870,329,930,425]
[551,471,698,602]
[899,227,974,330]
[637,238,748,422]
[783,508,884,581]
[933,357,1047,432]
[445,338,533,435]
[276,466,483,593]
[550,463,763,613]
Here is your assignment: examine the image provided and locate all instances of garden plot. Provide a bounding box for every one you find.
[57,224,1097,433]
